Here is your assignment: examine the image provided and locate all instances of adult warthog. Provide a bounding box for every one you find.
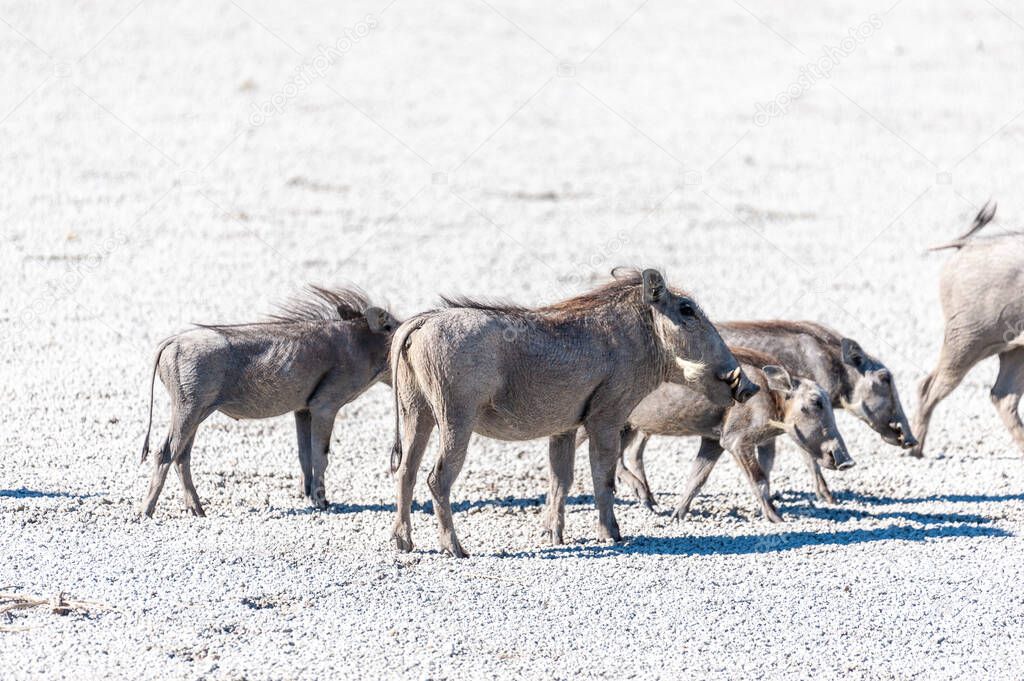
[139,286,398,517]
[388,268,758,557]
[912,201,1024,457]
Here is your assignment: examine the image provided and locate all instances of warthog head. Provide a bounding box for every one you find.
[641,269,759,407]
[764,365,854,471]
[839,339,917,449]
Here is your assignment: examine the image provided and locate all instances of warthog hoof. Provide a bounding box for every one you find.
[816,490,837,505]
[442,537,470,559]
[764,507,784,524]
[596,522,622,543]
[670,505,691,522]
[540,528,565,546]
[393,528,414,553]
[309,495,330,510]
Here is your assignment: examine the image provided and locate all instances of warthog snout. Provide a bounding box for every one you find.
[890,421,918,449]
[831,446,855,471]
[722,367,759,403]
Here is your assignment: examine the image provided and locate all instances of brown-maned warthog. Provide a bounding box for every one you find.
[715,320,914,503]
[388,268,759,557]
[139,286,399,517]
[912,201,1024,457]
[599,347,852,522]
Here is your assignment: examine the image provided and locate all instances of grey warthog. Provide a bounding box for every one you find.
[715,320,914,503]
[388,268,759,557]
[912,201,1024,457]
[139,286,399,517]
[600,347,852,522]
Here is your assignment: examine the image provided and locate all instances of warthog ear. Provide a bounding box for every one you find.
[841,338,867,370]
[365,306,393,334]
[762,365,793,393]
[641,269,667,304]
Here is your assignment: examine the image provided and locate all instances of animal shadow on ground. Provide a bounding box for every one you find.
[0,488,98,500]
[833,490,1024,506]
[768,490,994,525]
[488,523,1011,559]
[473,489,1015,559]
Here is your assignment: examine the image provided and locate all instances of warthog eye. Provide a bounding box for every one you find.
[804,397,823,413]
[678,301,696,318]
[878,371,891,384]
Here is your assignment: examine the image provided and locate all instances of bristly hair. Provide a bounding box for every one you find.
[268,285,372,323]
[729,346,782,370]
[440,268,688,319]
[722,320,842,348]
[439,295,530,315]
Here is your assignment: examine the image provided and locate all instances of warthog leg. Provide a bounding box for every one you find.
[172,436,203,517]
[756,440,776,482]
[542,432,576,545]
[671,437,724,521]
[307,409,337,510]
[586,427,622,542]
[911,333,984,458]
[392,400,433,553]
[990,348,1024,454]
[802,452,835,504]
[619,429,655,510]
[294,410,312,499]
[733,444,783,523]
[426,420,472,558]
[614,460,647,504]
[141,408,207,518]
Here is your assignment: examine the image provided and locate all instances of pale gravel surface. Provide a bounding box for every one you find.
[3,1,1024,679]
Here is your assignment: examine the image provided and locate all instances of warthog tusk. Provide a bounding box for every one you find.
[675,357,707,381]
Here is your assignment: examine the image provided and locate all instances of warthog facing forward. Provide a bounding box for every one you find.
[717,320,915,502]
[388,269,759,557]
[912,202,1024,457]
[139,287,398,517]
[603,347,852,522]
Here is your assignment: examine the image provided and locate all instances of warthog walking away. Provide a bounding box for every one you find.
[139,287,398,517]
[716,320,914,502]
[388,269,758,557]
[605,347,852,522]
[912,202,1024,457]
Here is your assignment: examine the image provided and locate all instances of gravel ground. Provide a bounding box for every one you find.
[3,1,1024,678]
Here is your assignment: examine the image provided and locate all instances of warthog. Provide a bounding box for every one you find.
[715,320,914,503]
[388,268,759,557]
[599,347,852,522]
[139,286,398,517]
[912,201,1024,457]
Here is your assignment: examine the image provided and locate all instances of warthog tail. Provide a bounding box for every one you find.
[140,337,173,464]
[389,316,427,474]
[928,200,997,252]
